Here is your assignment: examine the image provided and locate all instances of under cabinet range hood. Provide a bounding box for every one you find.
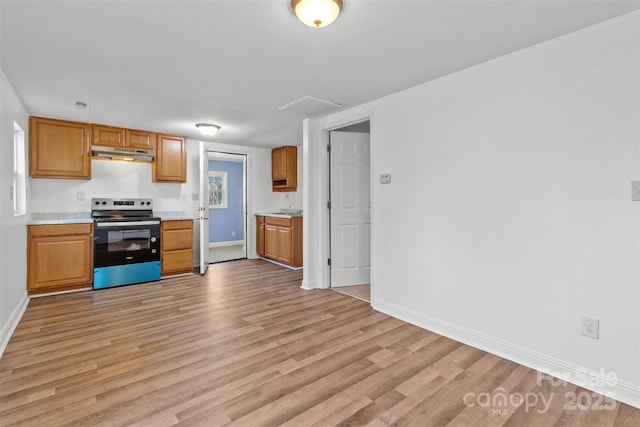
[91,145,155,162]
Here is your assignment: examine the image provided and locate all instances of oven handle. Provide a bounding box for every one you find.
[96,220,160,227]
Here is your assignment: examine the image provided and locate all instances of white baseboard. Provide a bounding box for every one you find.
[300,279,318,290]
[29,287,91,298]
[372,298,640,409]
[0,291,29,358]
[209,240,244,248]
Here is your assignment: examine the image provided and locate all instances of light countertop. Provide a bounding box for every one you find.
[255,212,303,219]
[155,211,195,220]
[27,212,93,225]
[27,211,195,225]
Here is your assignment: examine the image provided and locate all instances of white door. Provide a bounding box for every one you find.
[330,131,371,287]
[199,141,209,274]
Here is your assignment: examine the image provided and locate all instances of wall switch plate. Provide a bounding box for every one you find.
[380,173,392,184]
[632,181,640,201]
[582,316,599,340]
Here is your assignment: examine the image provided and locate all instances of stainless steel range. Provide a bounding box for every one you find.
[92,198,161,290]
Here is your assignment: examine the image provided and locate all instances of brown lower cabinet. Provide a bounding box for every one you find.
[161,219,194,276]
[256,215,302,268]
[27,223,94,295]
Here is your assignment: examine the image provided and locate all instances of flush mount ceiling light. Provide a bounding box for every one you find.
[195,123,221,136]
[291,0,343,28]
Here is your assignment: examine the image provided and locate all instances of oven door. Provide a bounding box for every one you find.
[94,220,161,268]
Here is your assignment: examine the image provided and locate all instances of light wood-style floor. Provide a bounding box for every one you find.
[1,259,638,426]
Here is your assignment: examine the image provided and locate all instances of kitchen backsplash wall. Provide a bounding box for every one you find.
[28,144,200,214]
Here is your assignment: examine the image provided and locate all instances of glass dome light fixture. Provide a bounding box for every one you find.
[195,123,221,136]
[291,0,343,28]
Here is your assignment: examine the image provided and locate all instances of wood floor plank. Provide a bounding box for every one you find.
[1,259,638,426]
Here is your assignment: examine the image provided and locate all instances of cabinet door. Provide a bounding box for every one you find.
[272,147,287,181]
[276,226,292,264]
[126,129,156,150]
[264,225,279,259]
[92,124,126,147]
[28,232,93,293]
[29,116,91,179]
[272,146,297,191]
[256,217,265,256]
[153,134,187,182]
[162,250,193,275]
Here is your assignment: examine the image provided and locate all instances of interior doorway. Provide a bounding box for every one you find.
[207,152,247,263]
[329,120,371,301]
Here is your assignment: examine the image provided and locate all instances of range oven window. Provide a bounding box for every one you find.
[107,229,150,252]
[94,220,161,268]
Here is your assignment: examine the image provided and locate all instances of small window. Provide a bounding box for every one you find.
[13,122,26,216]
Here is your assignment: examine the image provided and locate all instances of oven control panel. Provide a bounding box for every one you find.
[92,198,153,210]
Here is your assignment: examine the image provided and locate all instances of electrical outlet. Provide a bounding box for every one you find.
[582,316,599,340]
[77,191,85,201]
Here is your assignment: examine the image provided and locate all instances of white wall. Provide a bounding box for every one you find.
[0,69,29,356]
[306,11,640,406]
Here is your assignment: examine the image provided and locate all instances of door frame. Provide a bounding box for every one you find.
[207,151,248,263]
[199,142,253,270]
[300,111,375,295]
[328,127,372,289]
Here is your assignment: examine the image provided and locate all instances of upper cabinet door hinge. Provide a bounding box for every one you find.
[327,201,331,209]
[327,144,331,153]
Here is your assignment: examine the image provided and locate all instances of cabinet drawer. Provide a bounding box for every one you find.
[265,217,291,227]
[162,249,193,274]
[29,223,92,237]
[163,229,193,251]
[162,219,193,231]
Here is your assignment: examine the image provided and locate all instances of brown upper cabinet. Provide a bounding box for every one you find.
[153,134,187,183]
[91,124,125,147]
[92,124,156,150]
[29,116,92,179]
[272,145,297,192]
[30,116,185,182]
[126,129,156,150]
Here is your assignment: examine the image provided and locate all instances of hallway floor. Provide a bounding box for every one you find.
[209,244,245,263]
[332,284,370,302]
